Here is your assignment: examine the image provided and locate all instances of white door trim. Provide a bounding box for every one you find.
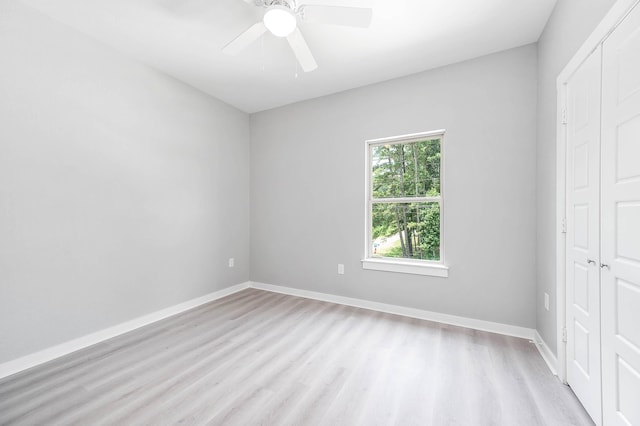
[555,0,640,385]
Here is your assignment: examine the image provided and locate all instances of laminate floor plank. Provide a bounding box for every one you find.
[0,291,288,424]
[0,289,264,398]
[319,315,412,425]
[0,288,593,425]
[0,288,271,408]
[271,310,382,425]
[69,294,311,425]
[176,301,347,425]
[130,299,337,425]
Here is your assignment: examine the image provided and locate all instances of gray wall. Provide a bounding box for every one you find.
[251,45,538,328]
[0,2,250,364]
[535,0,617,354]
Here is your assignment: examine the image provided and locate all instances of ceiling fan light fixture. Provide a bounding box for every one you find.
[263,5,297,37]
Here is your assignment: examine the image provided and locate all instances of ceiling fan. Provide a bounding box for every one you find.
[223,0,373,72]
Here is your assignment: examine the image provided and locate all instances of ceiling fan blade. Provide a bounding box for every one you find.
[286,28,318,72]
[222,22,267,55]
[300,5,373,28]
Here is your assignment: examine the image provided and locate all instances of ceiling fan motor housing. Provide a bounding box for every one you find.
[265,0,296,10]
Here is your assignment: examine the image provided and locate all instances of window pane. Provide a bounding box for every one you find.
[371,139,441,199]
[371,202,440,261]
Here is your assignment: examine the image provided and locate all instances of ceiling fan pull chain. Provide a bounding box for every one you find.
[261,33,266,72]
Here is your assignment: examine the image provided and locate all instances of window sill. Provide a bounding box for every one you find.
[361,258,449,277]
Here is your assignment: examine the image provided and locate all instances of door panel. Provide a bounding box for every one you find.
[616,115,640,181]
[601,3,640,425]
[565,46,602,425]
[616,279,640,351]
[617,202,640,261]
[616,357,640,426]
[573,263,589,312]
[573,204,590,249]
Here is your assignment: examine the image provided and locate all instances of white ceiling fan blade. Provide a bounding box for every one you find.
[300,5,373,28]
[286,28,318,72]
[222,22,267,55]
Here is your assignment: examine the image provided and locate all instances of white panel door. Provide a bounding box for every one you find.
[566,46,602,425]
[601,4,640,425]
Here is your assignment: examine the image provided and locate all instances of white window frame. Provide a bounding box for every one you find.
[362,130,448,278]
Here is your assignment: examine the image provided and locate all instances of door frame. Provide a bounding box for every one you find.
[555,0,640,384]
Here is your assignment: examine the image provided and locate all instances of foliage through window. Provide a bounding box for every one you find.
[366,131,444,264]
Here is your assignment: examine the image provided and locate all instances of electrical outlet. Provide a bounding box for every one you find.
[228,258,234,268]
[337,264,344,275]
[544,293,549,311]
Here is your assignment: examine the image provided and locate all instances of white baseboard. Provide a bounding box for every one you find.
[0,282,250,380]
[1,280,543,380]
[533,330,558,376]
[249,281,536,340]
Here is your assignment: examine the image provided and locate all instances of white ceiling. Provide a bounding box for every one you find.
[22,0,556,113]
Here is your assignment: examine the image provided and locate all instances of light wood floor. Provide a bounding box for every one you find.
[0,288,592,425]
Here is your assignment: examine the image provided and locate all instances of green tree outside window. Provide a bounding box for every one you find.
[369,137,442,261]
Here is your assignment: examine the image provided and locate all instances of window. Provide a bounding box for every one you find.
[362,130,448,277]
